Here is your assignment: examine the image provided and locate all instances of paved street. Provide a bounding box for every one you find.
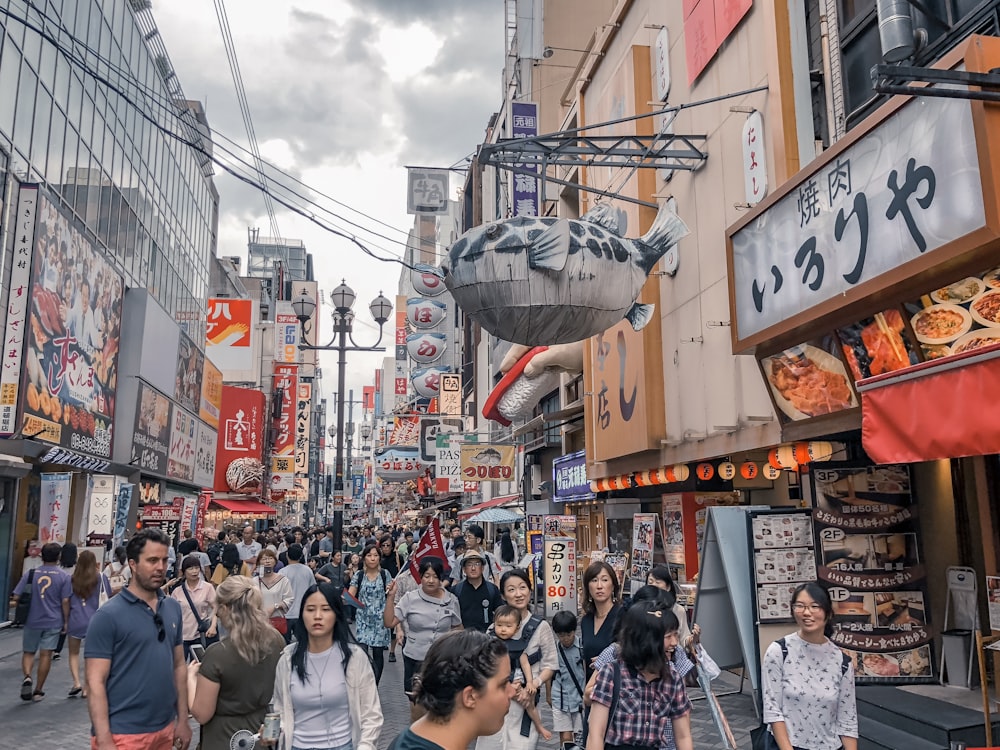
[0,626,759,749]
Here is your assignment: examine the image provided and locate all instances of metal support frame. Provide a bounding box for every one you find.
[872,64,1000,102]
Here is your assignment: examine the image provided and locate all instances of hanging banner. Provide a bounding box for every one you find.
[178,492,198,537]
[206,297,254,371]
[113,483,133,546]
[553,451,594,503]
[630,512,658,589]
[274,302,300,364]
[0,184,38,435]
[439,372,461,417]
[40,472,72,544]
[511,101,539,216]
[167,407,197,483]
[193,421,216,488]
[132,381,172,476]
[544,537,577,617]
[460,444,517,482]
[271,364,298,490]
[86,474,116,537]
[407,168,450,215]
[295,382,312,474]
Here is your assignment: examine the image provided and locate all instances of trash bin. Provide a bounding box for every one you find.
[941,629,979,688]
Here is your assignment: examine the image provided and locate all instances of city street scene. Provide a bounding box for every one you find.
[1,1,1000,750]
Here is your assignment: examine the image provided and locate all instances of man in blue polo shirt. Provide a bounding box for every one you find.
[85,528,190,750]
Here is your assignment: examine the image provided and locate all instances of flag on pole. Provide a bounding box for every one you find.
[407,517,450,583]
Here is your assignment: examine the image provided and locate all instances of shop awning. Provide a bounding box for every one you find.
[211,499,277,515]
[458,494,521,517]
[859,342,1000,464]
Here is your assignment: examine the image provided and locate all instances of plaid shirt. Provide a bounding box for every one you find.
[591,659,691,749]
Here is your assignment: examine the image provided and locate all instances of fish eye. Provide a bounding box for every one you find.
[485,224,501,238]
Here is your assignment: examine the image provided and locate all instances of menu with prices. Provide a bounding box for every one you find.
[752,511,816,623]
[811,462,934,683]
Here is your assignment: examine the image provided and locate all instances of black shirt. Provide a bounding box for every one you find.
[381,552,402,578]
[177,539,199,556]
[581,604,622,678]
[389,729,446,750]
[454,579,503,632]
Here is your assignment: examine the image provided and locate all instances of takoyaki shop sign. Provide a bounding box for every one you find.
[726,38,1000,354]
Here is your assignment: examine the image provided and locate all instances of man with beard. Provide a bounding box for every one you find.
[85,529,190,750]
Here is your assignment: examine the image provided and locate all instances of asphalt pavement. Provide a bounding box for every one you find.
[0,625,760,749]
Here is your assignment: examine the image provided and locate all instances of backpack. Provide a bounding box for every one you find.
[352,568,390,593]
[776,636,852,676]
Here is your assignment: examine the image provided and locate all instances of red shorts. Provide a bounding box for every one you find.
[90,723,175,750]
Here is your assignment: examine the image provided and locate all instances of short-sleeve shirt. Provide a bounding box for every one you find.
[197,634,284,749]
[394,588,462,660]
[390,728,446,750]
[14,564,71,630]
[67,575,112,638]
[237,540,262,562]
[591,659,691,748]
[282,562,318,619]
[85,589,183,735]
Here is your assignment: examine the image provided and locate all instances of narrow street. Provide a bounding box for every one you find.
[0,625,759,749]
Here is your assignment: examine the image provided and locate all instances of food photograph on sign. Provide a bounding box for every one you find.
[836,309,920,381]
[21,192,123,457]
[820,532,919,572]
[752,514,815,548]
[761,338,858,421]
[757,583,800,622]
[850,645,932,679]
[813,464,911,515]
[754,548,817,584]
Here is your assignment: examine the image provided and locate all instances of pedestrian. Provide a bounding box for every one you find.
[103,546,130,596]
[211,543,252,585]
[474,568,558,750]
[383,556,463,721]
[316,550,348,587]
[255,548,294,639]
[463,525,500,585]
[53,541,79,661]
[85,528,191,750]
[177,528,199,557]
[281,543,318,637]
[206,531,227,569]
[267,583,383,750]
[392,630,515,750]
[349,544,394,685]
[647,565,697,648]
[548,611,585,750]
[12,542,71,702]
[491,605,552,740]
[170,554,219,660]
[585,603,693,750]
[379,536,404,664]
[318,526,335,561]
[450,550,503,632]
[236,526,263,573]
[67,550,112,698]
[761,582,858,750]
[580,562,622,679]
[187,575,285,750]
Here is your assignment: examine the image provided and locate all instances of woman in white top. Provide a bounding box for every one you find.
[102,545,130,595]
[762,582,858,750]
[267,583,383,750]
[256,548,294,639]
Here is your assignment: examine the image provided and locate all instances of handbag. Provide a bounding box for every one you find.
[14,570,35,625]
[181,583,211,633]
[98,579,109,608]
[749,724,778,750]
[269,616,288,635]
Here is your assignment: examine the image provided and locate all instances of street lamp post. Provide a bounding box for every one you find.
[293,281,391,553]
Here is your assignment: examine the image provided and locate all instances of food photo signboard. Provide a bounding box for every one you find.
[811,463,934,682]
[759,336,859,422]
[903,264,1000,359]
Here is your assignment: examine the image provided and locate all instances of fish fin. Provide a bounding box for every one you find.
[636,202,690,273]
[528,220,571,271]
[625,302,655,331]
[580,203,627,235]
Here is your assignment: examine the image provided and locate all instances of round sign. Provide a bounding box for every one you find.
[740,461,758,480]
[696,462,715,480]
[410,366,449,398]
[718,462,736,480]
[406,331,448,364]
[406,297,448,329]
[410,263,446,297]
[762,464,781,480]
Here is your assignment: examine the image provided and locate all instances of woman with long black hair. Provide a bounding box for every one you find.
[211,543,251,585]
[268,583,383,750]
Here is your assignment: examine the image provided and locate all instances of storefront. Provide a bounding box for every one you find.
[724,34,1000,728]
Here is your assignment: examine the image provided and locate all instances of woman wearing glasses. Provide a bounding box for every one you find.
[761,582,858,750]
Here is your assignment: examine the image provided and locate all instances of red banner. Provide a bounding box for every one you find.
[272,364,298,458]
[363,385,375,410]
[213,386,265,492]
[407,517,449,582]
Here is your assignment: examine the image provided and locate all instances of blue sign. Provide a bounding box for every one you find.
[552,450,594,502]
[511,101,539,216]
[352,475,364,499]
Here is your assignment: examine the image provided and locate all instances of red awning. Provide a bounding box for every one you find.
[211,498,277,515]
[458,494,521,517]
[859,342,1000,464]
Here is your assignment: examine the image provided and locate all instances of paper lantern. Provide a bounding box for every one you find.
[718,462,736,480]
[406,297,448,329]
[767,449,783,470]
[762,464,781,480]
[794,442,812,466]
[672,464,690,482]
[808,441,835,462]
[440,202,689,346]
[696,463,715,480]
[740,461,759,479]
[776,445,799,469]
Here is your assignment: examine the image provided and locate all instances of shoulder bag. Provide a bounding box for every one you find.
[259,577,288,635]
[13,570,35,625]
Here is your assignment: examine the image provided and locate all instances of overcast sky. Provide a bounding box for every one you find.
[153,1,505,424]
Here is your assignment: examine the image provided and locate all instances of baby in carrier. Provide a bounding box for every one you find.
[492,604,552,740]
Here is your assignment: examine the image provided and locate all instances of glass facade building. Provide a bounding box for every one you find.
[0,0,218,333]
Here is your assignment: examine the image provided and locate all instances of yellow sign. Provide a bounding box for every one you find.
[459,444,517,482]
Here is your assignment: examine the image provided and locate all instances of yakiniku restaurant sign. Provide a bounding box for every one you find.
[726,37,1000,354]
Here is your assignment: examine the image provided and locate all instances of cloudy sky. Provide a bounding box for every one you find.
[153,1,505,423]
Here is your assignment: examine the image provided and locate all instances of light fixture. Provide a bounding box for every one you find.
[330,280,356,313]
[291,292,316,325]
[543,45,599,59]
[369,292,391,325]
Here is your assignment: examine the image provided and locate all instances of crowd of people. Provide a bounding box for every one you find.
[8,520,858,750]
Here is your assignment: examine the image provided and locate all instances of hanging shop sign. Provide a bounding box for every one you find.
[86,474,116,537]
[295,382,311,474]
[406,331,447,364]
[543,537,577,618]
[374,445,425,482]
[0,184,38,435]
[438,373,461,416]
[406,298,448,330]
[174,331,204,414]
[742,110,767,206]
[20,191,123,458]
[271,364,297,490]
[418,417,464,464]
[434,433,464,493]
[40,472,72,544]
[167,407,197,483]
[112,483,133,545]
[459,444,517,482]
[206,297,254,372]
[199,357,223,430]
[274,302,300,364]
[552,451,594,503]
[407,168,449,215]
[411,366,449,399]
[132,381,171,475]
[652,26,671,101]
[40,446,110,472]
[411,263,447,297]
[511,101,539,217]
[214,385,264,493]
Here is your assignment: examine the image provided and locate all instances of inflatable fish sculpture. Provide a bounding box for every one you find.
[438,201,689,345]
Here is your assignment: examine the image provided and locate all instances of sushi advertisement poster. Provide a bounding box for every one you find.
[810,462,934,682]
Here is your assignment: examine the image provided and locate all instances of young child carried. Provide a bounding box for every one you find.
[492,605,553,741]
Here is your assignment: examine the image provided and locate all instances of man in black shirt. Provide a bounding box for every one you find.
[450,550,503,632]
[177,529,199,557]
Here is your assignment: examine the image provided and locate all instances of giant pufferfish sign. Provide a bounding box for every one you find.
[437,201,688,346]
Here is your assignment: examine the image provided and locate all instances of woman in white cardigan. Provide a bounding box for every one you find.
[267,583,383,750]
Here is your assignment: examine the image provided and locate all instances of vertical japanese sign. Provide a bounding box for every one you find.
[40,472,72,544]
[544,537,577,618]
[629,512,658,589]
[206,298,253,371]
[167,407,197,483]
[395,307,408,397]
[590,320,649,461]
[193,421,216,488]
[199,357,223,430]
[295,382,312,474]
[511,101,539,216]
[742,110,767,205]
[86,474,116,537]
[0,184,38,435]
[178,492,198,537]
[439,372,461,417]
[113,483,133,547]
[274,302,300,364]
[271,364,297,490]
[214,386,265,492]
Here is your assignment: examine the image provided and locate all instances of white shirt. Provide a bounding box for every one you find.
[237,540,262,562]
[281,562,317,620]
[288,644,352,748]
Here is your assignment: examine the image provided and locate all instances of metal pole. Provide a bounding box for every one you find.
[333,315,347,554]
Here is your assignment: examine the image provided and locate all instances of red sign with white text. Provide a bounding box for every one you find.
[213,386,265,492]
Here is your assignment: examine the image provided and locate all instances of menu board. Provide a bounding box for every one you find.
[904,265,1000,360]
[751,510,816,623]
[812,462,934,683]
